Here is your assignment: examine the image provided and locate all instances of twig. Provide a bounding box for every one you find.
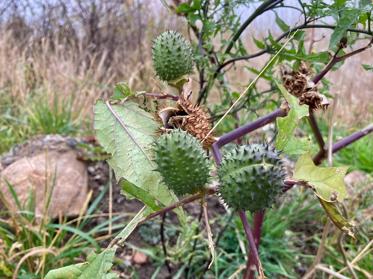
[308,110,325,151]
[137,92,179,101]
[201,212,234,275]
[337,240,373,274]
[224,0,283,55]
[204,198,216,269]
[312,37,373,84]
[185,202,204,279]
[109,166,113,236]
[302,220,332,279]
[161,212,172,275]
[337,233,358,279]
[217,24,372,72]
[141,188,216,223]
[315,265,350,279]
[143,179,298,225]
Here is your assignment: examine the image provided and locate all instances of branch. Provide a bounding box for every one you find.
[218,24,372,72]
[138,92,179,101]
[308,109,325,151]
[141,188,215,223]
[141,179,298,224]
[313,123,373,165]
[215,106,289,147]
[312,37,373,84]
[224,0,283,55]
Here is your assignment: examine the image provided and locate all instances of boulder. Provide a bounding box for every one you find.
[0,136,88,219]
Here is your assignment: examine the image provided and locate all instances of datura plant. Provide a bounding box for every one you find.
[46,22,373,279]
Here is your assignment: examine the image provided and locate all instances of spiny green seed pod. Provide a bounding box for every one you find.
[152,30,193,82]
[218,143,286,212]
[154,129,210,196]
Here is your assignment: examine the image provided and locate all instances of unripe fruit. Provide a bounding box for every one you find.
[152,31,193,82]
[153,129,210,196]
[218,144,286,212]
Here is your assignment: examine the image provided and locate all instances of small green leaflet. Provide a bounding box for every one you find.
[362,64,373,71]
[329,9,360,49]
[111,82,134,101]
[45,248,118,279]
[275,13,289,32]
[120,180,161,211]
[293,154,348,202]
[319,198,355,238]
[275,82,309,153]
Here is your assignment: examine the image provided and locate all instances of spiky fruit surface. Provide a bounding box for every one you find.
[154,129,210,196]
[218,144,286,212]
[152,31,193,82]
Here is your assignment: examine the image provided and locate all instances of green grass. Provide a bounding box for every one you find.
[0,91,82,154]
[300,116,373,174]
[0,183,125,279]
[28,94,79,136]
[334,135,373,174]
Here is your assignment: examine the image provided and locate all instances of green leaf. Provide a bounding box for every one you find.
[362,64,373,71]
[293,154,348,202]
[275,82,309,151]
[329,9,360,49]
[111,82,133,101]
[176,3,193,13]
[318,198,355,238]
[94,100,178,208]
[120,180,161,211]
[275,14,290,32]
[282,136,312,156]
[253,37,266,49]
[45,248,118,279]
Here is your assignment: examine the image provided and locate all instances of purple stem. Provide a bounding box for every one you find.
[248,211,265,279]
[216,108,288,147]
[239,210,261,279]
[308,110,325,151]
[140,92,179,101]
[211,108,288,278]
[313,124,373,165]
[211,142,222,165]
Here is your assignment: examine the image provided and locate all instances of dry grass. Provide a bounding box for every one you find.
[0,2,371,139]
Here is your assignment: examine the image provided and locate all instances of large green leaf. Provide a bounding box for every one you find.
[329,9,360,49]
[94,100,177,208]
[275,82,309,152]
[45,248,118,279]
[293,154,348,202]
[282,136,312,156]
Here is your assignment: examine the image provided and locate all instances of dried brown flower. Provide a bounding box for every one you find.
[281,62,329,111]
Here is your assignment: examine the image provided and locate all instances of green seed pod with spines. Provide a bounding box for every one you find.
[152,31,193,82]
[217,143,286,212]
[153,129,210,196]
